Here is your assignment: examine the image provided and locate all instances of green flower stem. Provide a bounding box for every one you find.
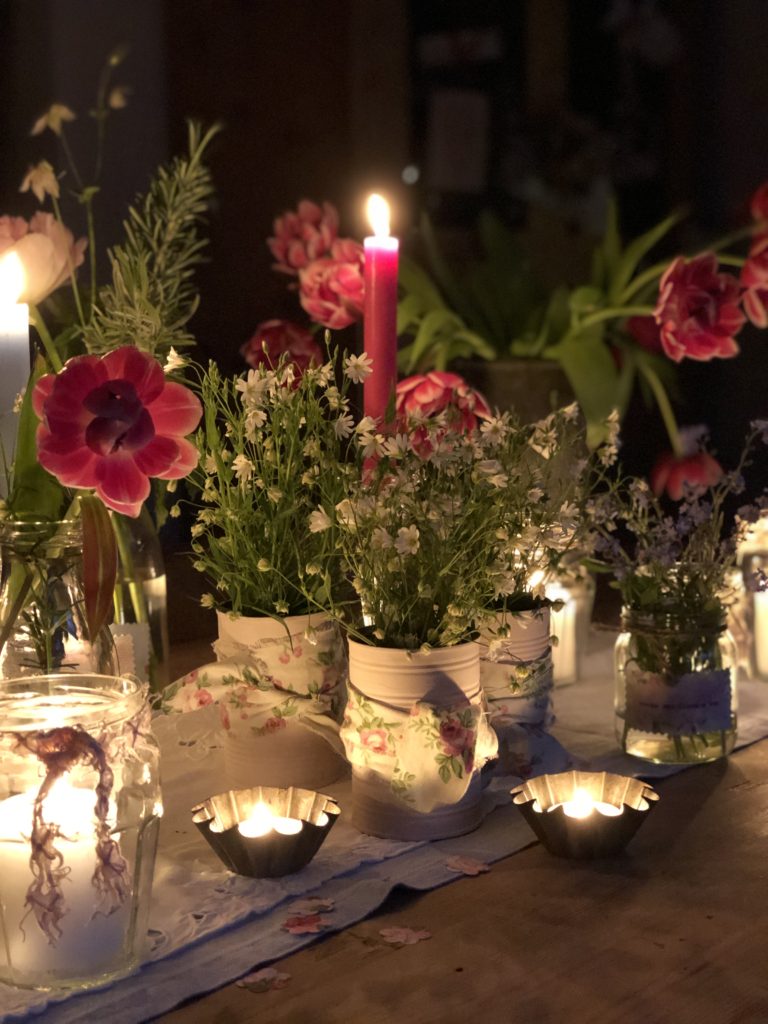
[111,513,148,625]
[28,304,62,371]
[716,253,745,269]
[619,261,671,305]
[86,201,98,314]
[51,195,87,328]
[639,361,684,458]
[569,304,655,335]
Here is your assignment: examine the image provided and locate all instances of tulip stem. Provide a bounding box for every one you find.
[51,196,87,328]
[28,305,63,372]
[639,362,684,459]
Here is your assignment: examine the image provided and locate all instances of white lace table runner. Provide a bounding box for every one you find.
[4,635,768,1023]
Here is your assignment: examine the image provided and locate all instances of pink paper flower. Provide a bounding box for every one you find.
[298,241,365,330]
[0,211,86,305]
[396,372,491,433]
[654,253,745,363]
[445,855,491,876]
[288,896,335,914]
[379,927,432,946]
[283,913,330,935]
[236,967,291,992]
[240,319,323,375]
[268,199,339,275]
[34,346,202,517]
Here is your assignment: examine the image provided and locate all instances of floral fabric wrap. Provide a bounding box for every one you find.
[162,616,347,751]
[340,684,498,814]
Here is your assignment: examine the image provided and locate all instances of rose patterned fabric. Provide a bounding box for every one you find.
[340,684,498,814]
[162,618,346,750]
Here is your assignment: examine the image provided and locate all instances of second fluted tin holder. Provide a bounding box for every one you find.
[511,770,658,859]
[192,785,340,878]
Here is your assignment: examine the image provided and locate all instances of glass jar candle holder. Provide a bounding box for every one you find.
[614,608,737,764]
[0,673,162,990]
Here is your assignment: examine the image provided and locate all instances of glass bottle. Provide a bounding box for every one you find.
[0,672,161,989]
[0,519,116,679]
[111,506,170,693]
[614,607,737,764]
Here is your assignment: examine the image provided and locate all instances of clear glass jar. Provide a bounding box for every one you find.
[0,673,162,989]
[0,519,116,679]
[112,507,170,693]
[614,608,737,764]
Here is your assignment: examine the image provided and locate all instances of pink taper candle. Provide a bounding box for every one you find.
[363,194,398,422]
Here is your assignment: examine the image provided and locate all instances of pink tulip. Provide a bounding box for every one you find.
[267,199,339,275]
[34,346,202,517]
[240,318,323,375]
[298,243,365,330]
[750,182,768,223]
[650,449,724,501]
[396,371,491,433]
[0,212,86,305]
[654,253,745,363]
[740,233,768,327]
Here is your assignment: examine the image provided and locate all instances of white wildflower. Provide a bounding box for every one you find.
[191,523,206,538]
[344,352,374,383]
[257,558,271,572]
[335,499,357,529]
[200,593,215,609]
[480,416,509,443]
[245,408,267,440]
[395,525,420,556]
[108,84,131,109]
[371,527,393,551]
[236,370,269,409]
[31,103,75,137]
[334,413,354,439]
[383,433,410,459]
[355,415,378,436]
[267,487,283,503]
[324,385,343,410]
[12,388,25,414]
[169,504,181,519]
[309,507,332,533]
[19,160,59,202]
[164,347,187,373]
[204,453,218,474]
[232,453,255,486]
[166,479,178,493]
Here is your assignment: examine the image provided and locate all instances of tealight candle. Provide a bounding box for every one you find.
[551,787,623,819]
[363,193,398,423]
[237,801,303,838]
[0,252,30,497]
[548,581,578,684]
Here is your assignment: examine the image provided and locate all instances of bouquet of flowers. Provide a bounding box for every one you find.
[316,376,613,651]
[0,51,212,677]
[188,348,373,619]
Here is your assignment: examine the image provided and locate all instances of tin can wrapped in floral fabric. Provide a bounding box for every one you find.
[163,612,348,790]
[0,673,161,990]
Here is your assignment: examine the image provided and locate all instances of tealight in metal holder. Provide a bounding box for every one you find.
[192,785,340,878]
[511,770,658,859]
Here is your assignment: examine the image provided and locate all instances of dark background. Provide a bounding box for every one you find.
[1,0,766,472]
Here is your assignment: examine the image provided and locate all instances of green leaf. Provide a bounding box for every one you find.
[397,293,427,335]
[397,257,446,310]
[399,308,464,374]
[81,495,117,643]
[609,210,684,303]
[569,286,605,315]
[550,326,619,445]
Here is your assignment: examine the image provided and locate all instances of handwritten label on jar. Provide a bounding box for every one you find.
[625,669,732,736]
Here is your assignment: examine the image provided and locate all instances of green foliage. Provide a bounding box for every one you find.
[80,121,220,358]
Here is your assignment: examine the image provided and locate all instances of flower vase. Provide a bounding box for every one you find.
[212,611,348,791]
[476,608,554,776]
[111,507,170,693]
[0,673,161,989]
[0,519,116,679]
[614,608,738,763]
[341,640,498,840]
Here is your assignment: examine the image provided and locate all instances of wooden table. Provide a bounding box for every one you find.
[161,641,768,1024]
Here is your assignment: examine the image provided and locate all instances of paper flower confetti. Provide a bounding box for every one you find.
[379,927,432,946]
[236,967,291,993]
[445,855,491,876]
[283,913,332,935]
[288,896,335,915]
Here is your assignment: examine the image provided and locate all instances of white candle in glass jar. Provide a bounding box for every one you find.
[0,780,128,977]
[548,582,577,684]
[754,591,768,679]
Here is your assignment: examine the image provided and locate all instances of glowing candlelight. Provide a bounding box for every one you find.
[363,192,398,422]
[548,581,577,684]
[0,252,30,496]
[237,801,303,838]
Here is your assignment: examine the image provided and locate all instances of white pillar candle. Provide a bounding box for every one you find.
[0,780,128,978]
[0,252,30,496]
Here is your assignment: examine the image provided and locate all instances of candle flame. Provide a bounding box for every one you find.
[0,252,24,305]
[366,193,390,237]
[563,787,595,819]
[238,801,274,838]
